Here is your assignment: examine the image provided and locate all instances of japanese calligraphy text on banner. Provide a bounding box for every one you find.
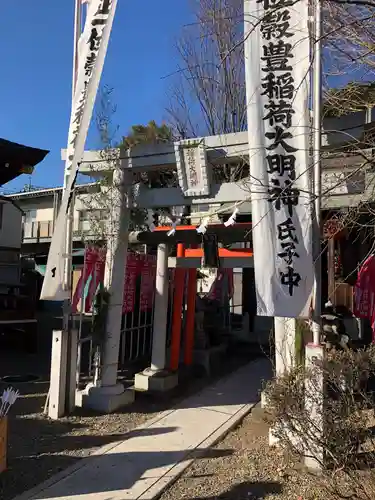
[40,0,118,301]
[123,254,140,314]
[244,0,313,317]
[139,255,157,312]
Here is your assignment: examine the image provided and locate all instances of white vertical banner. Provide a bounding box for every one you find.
[41,0,118,301]
[244,0,313,317]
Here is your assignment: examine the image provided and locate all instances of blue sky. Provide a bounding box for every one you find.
[1,1,192,192]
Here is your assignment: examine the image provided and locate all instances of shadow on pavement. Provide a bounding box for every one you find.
[0,339,271,500]
[22,448,234,499]
[0,424,178,500]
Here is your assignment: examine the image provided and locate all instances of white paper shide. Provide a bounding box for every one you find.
[244,0,313,317]
[41,0,118,301]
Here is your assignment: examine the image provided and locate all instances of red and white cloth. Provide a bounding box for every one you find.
[354,254,375,341]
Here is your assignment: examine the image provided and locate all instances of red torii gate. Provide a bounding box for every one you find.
[135,223,254,372]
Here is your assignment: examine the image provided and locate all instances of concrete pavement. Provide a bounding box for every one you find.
[13,357,271,500]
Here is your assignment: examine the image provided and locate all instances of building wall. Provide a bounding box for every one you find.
[10,151,375,246]
[14,189,226,242]
[0,201,22,249]
[0,201,22,290]
[20,198,54,221]
[190,203,221,225]
[17,193,86,238]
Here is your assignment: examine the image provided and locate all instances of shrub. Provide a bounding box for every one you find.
[263,346,375,499]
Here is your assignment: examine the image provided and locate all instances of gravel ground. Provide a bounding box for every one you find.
[160,405,332,500]
[0,342,260,500]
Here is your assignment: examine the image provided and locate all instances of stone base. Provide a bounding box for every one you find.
[76,382,135,413]
[134,369,178,392]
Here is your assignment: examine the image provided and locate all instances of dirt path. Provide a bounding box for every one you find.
[160,405,328,500]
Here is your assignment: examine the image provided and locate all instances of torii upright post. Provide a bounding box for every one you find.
[304,0,324,471]
[76,166,135,412]
[170,243,186,371]
[134,242,179,392]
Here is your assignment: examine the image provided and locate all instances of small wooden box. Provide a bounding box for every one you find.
[0,417,8,474]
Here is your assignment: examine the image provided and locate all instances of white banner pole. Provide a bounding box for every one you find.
[71,0,82,107]
[244,0,313,318]
[41,0,118,301]
[312,0,323,344]
[62,0,83,299]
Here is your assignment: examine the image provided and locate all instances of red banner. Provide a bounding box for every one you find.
[85,246,106,312]
[123,253,141,314]
[73,250,157,315]
[72,246,98,313]
[140,255,156,311]
[354,255,375,340]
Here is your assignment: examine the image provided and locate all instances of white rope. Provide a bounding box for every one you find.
[196,217,210,234]
[224,207,239,227]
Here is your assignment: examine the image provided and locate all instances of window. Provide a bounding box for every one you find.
[198,204,210,213]
[191,204,210,214]
[24,209,37,222]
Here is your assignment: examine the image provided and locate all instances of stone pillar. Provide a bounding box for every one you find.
[48,330,68,419]
[274,317,296,376]
[304,343,324,470]
[76,166,134,412]
[101,167,131,387]
[150,243,169,371]
[135,243,178,392]
[66,327,78,413]
[268,317,296,446]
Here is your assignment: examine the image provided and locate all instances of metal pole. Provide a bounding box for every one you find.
[62,0,82,414]
[63,0,82,292]
[312,0,322,345]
